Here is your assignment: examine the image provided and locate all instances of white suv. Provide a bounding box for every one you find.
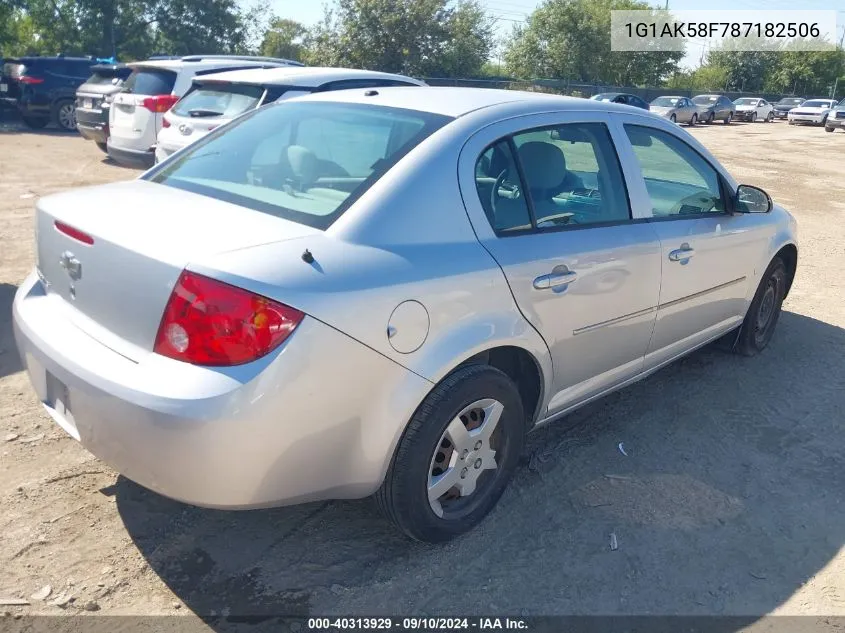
[154,67,425,164]
[107,55,300,168]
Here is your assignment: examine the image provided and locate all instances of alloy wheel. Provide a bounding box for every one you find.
[57,103,77,131]
[427,398,503,519]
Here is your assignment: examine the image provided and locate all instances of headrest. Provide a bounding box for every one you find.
[286,145,318,187]
[517,141,567,192]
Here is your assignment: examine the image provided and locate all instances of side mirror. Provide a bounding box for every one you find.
[735,184,772,214]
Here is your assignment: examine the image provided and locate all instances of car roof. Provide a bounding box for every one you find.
[128,58,293,72]
[290,86,638,118]
[193,66,423,87]
[8,56,95,63]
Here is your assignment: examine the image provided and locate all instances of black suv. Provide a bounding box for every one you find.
[75,64,132,151]
[1,56,97,130]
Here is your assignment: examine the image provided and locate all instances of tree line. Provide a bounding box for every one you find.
[2,0,843,96]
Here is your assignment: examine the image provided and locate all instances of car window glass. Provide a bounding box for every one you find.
[625,125,724,217]
[511,123,630,229]
[474,140,532,233]
[149,102,449,230]
[123,68,177,95]
[172,84,265,119]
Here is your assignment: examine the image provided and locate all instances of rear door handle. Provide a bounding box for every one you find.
[533,271,578,290]
[669,244,696,262]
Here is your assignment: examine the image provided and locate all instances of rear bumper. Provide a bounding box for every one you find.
[826,117,845,129]
[106,139,155,168]
[76,109,109,143]
[13,271,432,509]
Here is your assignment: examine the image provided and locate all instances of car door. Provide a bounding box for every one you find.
[679,98,694,123]
[618,120,772,370]
[458,111,662,414]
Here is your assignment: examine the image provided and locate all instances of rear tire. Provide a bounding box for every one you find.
[724,112,732,124]
[734,257,787,357]
[766,111,774,122]
[376,364,525,542]
[825,126,835,133]
[707,112,714,124]
[670,114,677,123]
[688,113,697,126]
[22,115,49,129]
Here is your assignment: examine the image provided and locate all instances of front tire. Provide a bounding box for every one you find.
[670,114,677,123]
[724,112,732,124]
[53,99,77,131]
[734,257,787,356]
[707,112,714,124]
[751,112,758,123]
[825,126,835,133]
[376,364,526,542]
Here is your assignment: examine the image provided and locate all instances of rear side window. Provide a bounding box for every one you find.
[123,68,177,95]
[171,83,265,119]
[476,123,631,234]
[147,101,451,230]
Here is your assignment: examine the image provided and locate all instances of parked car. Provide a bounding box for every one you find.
[733,97,774,122]
[13,87,798,542]
[75,63,133,152]
[824,98,845,133]
[589,92,649,110]
[649,95,698,124]
[1,55,97,130]
[107,55,303,168]
[788,98,837,126]
[772,97,805,119]
[155,66,425,164]
[691,94,735,124]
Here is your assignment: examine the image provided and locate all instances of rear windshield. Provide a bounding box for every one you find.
[147,101,451,230]
[171,83,265,119]
[85,68,131,85]
[693,96,718,104]
[123,67,177,95]
[652,97,679,106]
[734,98,758,105]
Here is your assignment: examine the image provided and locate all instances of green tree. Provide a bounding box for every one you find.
[504,0,683,84]
[260,18,307,60]
[302,0,494,77]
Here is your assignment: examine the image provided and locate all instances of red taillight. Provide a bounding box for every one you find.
[142,94,179,113]
[162,117,171,128]
[54,221,94,245]
[18,76,44,85]
[154,271,304,366]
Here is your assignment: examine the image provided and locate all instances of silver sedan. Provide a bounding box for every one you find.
[650,95,699,125]
[14,88,798,542]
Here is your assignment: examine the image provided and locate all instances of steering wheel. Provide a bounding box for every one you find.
[490,169,521,214]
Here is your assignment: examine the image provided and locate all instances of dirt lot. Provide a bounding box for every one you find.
[1,111,844,628]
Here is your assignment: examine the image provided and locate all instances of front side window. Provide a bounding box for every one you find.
[624,125,724,217]
[475,123,631,234]
[148,101,450,230]
[172,83,265,119]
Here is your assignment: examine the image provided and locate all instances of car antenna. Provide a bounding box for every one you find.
[301,249,315,264]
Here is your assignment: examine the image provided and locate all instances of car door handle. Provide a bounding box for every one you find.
[669,244,696,262]
[533,271,578,290]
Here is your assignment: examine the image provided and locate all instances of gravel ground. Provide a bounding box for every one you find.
[1,112,844,628]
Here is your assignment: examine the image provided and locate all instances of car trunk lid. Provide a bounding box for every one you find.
[35,180,318,360]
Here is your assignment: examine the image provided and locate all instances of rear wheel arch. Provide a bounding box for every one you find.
[457,345,545,428]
